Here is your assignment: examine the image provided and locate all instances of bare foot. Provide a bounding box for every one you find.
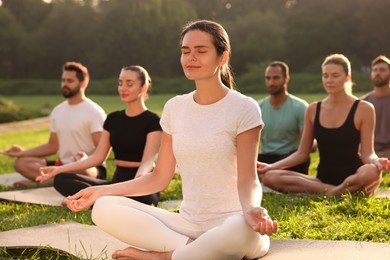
[13,179,52,188]
[112,247,172,260]
[13,179,37,188]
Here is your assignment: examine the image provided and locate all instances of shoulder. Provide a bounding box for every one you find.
[143,110,161,120]
[306,101,319,115]
[164,92,193,109]
[360,91,374,100]
[50,101,68,115]
[357,99,375,113]
[84,98,106,112]
[230,90,258,107]
[105,110,123,123]
[52,100,67,110]
[258,96,269,106]
[288,94,309,107]
[107,110,124,118]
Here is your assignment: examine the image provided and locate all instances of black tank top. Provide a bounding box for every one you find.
[314,100,363,185]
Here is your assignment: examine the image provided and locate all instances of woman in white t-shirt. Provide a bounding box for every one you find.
[65,20,278,260]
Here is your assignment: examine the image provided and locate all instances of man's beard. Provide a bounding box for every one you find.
[269,85,284,96]
[372,76,390,88]
[62,84,81,98]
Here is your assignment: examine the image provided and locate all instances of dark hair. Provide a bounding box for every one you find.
[180,20,234,89]
[62,62,89,83]
[268,61,290,78]
[121,65,152,100]
[371,55,390,69]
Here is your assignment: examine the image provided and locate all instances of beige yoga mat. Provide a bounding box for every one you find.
[0,172,36,187]
[0,173,388,208]
[1,221,389,260]
[263,239,390,260]
[0,187,65,206]
[0,221,128,259]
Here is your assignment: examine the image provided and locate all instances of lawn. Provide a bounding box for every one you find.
[1,93,389,244]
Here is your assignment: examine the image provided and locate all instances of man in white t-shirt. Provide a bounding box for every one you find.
[1,62,107,187]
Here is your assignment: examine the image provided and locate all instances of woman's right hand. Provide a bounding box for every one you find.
[257,162,273,174]
[66,186,103,212]
[36,166,60,183]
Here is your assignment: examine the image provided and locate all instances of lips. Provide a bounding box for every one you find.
[186,65,200,69]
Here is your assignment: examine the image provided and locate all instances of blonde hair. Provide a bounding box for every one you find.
[322,54,353,94]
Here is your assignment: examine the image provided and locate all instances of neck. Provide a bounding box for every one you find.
[373,84,390,97]
[193,79,229,105]
[126,101,147,116]
[326,90,353,105]
[193,77,229,105]
[67,92,86,105]
[270,91,288,107]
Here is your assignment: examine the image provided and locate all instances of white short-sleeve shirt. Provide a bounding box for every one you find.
[160,89,263,224]
[50,98,106,164]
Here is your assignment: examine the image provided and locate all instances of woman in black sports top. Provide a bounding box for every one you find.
[258,54,388,196]
[37,65,162,205]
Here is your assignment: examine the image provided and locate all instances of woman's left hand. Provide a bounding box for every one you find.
[245,207,278,236]
[373,157,390,172]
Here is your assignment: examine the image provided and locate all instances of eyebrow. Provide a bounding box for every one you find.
[181,45,210,50]
[119,79,135,83]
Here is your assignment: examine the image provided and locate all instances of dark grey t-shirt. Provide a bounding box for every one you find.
[363,92,390,151]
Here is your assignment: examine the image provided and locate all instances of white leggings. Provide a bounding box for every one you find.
[92,196,270,260]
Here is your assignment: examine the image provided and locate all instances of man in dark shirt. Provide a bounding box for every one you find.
[361,55,390,159]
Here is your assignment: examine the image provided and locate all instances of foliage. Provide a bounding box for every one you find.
[0,69,373,96]
[0,0,388,82]
[0,97,46,123]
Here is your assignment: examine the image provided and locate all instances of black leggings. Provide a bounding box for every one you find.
[53,166,160,206]
[258,152,311,175]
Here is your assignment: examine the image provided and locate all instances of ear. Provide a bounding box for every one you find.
[285,76,290,84]
[80,80,88,90]
[346,74,352,82]
[219,51,229,66]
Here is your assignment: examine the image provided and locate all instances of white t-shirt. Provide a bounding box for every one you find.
[160,89,263,224]
[50,98,106,164]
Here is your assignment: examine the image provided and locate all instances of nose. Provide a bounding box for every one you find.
[189,54,197,62]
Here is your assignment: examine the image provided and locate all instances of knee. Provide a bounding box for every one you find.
[222,215,253,242]
[53,173,66,185]
[13,157,25,172]
[53,174,68,195]
[220,215,260,255]
[357,164,381,182]
[223,215,247,230]
[262,172,277,188]
[91,196,117,226]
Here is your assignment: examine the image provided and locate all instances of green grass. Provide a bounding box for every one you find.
[1,93,389,246]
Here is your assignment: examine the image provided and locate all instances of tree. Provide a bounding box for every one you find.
[0,7,24,78]
[90,0,197,78]
[224,10,286,74]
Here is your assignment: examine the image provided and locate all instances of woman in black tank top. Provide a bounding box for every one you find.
[37,65,162,205]
[258,54,388,196]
